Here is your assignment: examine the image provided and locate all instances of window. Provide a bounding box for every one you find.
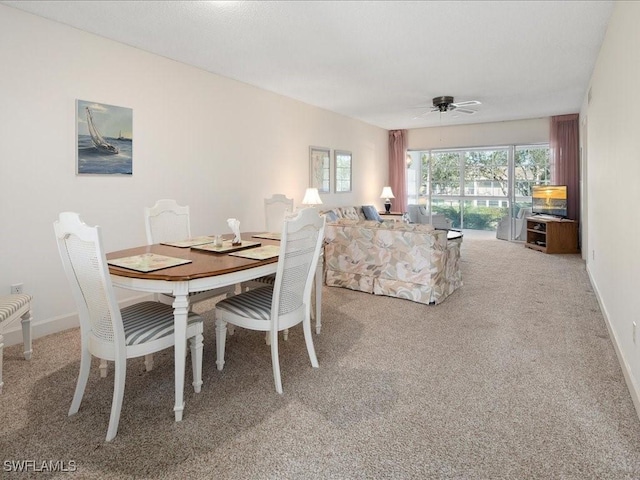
[431,151,461,195]
[464,149,508,197]
[407,144,550,231]
[334,150,352,193]
[514,145,551,197]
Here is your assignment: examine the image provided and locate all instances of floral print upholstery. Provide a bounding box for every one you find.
[324,218,462,305]
[320,206,367,221]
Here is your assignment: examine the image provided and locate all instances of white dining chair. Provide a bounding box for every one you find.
[136,199,235,372]
[0,293,33,394]
[214,207,325,393]
[265,194,294,234]
[241,194,293,291]
[241,194,294,344]
[54,212,204,442]
[145,199,235,303]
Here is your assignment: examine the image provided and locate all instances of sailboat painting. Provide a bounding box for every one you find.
[76,100,133,175]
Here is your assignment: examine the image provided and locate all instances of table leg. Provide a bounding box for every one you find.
[172,283,190,422]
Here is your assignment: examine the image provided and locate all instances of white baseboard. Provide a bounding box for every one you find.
[1,293,153,347]
[586,264,640,421]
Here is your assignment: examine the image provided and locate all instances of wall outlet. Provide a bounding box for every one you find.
[10,283,24,294]
[634,322,637,345]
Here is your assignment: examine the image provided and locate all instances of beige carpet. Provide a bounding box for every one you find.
[2,232,640,479]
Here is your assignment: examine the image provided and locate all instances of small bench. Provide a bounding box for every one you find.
[0,294,33,393]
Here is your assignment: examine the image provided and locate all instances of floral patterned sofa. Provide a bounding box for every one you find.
[323,217,462,305]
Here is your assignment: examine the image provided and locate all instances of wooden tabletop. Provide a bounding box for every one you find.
[107,233,279,282]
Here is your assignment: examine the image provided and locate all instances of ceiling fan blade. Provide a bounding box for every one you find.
[452,100,481,107]
[412,107,443,119]
[456,108,477,115]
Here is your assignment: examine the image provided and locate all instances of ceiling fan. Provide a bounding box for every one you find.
[413,96,481,117]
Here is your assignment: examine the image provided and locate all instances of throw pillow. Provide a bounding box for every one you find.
[340,206,360,220]
[361,205,383,222]
[324,210,339,222]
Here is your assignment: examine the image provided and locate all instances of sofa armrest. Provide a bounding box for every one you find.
[430,214,452,230]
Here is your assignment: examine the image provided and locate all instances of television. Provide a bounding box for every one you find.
[532,185,568,218]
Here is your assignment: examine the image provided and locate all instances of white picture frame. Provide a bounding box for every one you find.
[309,146,330,193]
[334,150,352,193]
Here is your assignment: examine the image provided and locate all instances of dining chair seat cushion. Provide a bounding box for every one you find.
[122,301,202,346]
[0,294,32,323]
[216,286,274,321]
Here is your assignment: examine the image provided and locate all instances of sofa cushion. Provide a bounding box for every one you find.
[339,206,361,220]
[324,209,339,222]
[361,205,383,222]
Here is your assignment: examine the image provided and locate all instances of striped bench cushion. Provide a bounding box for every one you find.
[0,294,33,323]
[216,286,273,320]
[121,301,202,346]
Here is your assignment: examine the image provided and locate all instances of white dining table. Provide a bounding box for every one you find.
[107,233,322,422]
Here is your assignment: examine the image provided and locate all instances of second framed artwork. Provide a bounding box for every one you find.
[334,150,352,193]
[309,146,353,193]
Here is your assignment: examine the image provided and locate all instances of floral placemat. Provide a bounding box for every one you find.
[191,240,261,254]
[161,236,215,248]
[108,253,192,272]
[229,245,280,260]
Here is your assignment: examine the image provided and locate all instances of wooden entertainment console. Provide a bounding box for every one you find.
[524,216,579,254]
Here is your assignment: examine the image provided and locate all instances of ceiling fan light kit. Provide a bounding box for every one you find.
[429,96,481,115]
[433,96,456,112]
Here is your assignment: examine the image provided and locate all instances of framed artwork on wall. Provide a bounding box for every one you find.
[334,150,352,193]
[76,99,133,175]
[309,146,331,193]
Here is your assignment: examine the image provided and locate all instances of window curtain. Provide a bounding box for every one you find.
[388,129,408,213]
[550,114,579,224]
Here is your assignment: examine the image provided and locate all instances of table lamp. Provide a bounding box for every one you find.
[302,187,323,207]
[380,186,395,213]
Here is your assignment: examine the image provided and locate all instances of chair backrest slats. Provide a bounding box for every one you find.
[54,212,124,347]
[144,199,191,245]
[272,209,325,322]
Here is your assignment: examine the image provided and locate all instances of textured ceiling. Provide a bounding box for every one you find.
[3,0,614,129]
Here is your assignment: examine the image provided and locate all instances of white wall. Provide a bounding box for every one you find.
[408,117,550,150]
[582,1,640,415]
[0,5,387,343]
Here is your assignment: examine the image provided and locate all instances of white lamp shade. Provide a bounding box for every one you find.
[380,186,395,199]
[302,187,323,205]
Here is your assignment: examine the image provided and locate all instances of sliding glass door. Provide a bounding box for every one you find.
[407,144,550,238]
